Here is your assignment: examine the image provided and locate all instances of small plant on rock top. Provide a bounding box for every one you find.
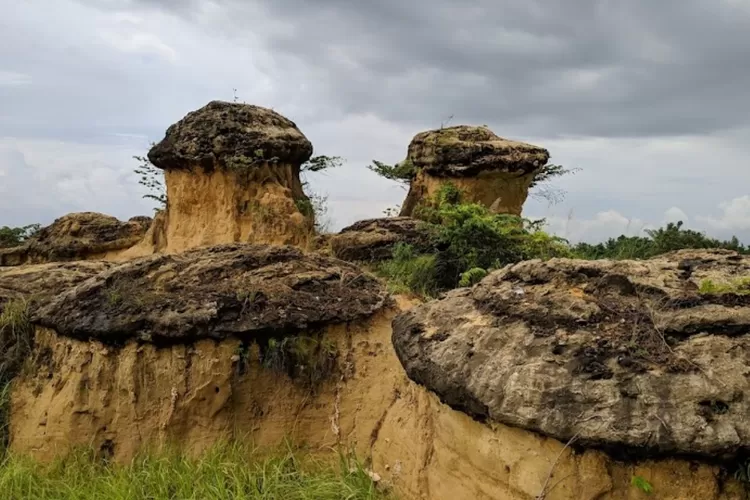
[631,475,653,494]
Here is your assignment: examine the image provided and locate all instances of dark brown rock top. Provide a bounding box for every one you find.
[393,249,750,459]
[34,243,389,343]
[0,212,151,266]
[148,100,313,170]
[330,217,433,262]
[406,125,549,177]
[0,261,112,314]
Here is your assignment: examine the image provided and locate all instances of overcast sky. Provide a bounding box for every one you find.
[2,0,750,242]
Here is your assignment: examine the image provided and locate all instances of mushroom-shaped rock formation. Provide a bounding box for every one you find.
[34,243,389,343]
[149,101,316,252]
[0,212,152,266]
[329,217,433,262]
[393,249,750,460]
[398,125,549,217]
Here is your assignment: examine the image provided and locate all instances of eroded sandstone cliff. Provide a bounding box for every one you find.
[7,246,748,499]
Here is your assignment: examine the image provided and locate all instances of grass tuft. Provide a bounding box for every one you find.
[0,442,391,500]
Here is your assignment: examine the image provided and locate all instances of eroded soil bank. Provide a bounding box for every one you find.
[10,298,745,500]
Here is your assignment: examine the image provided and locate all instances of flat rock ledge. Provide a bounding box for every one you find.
[393,249,750,460]
[34,243,389,343]
[330,217,433,262]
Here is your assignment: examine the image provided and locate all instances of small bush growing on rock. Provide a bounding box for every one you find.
[261,335,338,391]
[376,185,570,296]
[0,299,33,386]
[0,298,34,453]
[376,243,439,297]
[699,277,750,295]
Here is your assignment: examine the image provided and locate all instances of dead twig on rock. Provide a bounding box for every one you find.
[536,432,580,500]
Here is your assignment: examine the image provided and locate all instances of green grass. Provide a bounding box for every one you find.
[0,442,391,500]
[699,277,750,295]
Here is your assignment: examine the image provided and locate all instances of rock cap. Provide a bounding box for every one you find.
[34,243,389,343]
[406,125,549,177]
[148,100,313,170]
[393,249,750,460]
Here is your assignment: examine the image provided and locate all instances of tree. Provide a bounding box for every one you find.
[300,155,343,233]
[133,150,166,209]
[0,224,41,248]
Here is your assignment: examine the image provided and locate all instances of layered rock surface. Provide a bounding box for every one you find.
[149,101,316,251]
[0,212,151,266]
[0,261,111,312]
[34,243,388,343]
[6,246,746,498]
[329,217,433,262]
[398,125,549,217]
[393,249,750,460]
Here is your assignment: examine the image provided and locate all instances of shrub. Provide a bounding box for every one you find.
[376,184,570,296]
[573,221,749,260]
[458,268,488,287]
[0,299,33,386]
[376,243,439,297]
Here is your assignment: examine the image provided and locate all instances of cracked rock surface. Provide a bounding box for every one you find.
[35,243,389,343]
[393,249,750,459]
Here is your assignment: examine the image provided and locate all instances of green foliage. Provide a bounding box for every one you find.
[528,163,578,189]
[367,160,417,185]
[573,221,749,260]
[0,443,390,499]
[262,336,338,390]
[300,156,343,234]
[734,458,750,483]
[699,277,750,296]
[631,475,654,494]
[376,244,439,297]
[0,299,33,386]
[0,299,33,453]
[458,268,488,287]
[377,186,570,296]
[301,155,344,173]
[0,224,40,249]
[133,151,166,209]
[0,383,9,455]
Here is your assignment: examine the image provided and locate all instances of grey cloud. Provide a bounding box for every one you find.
[122,0,750,138]
[2,0,750,243]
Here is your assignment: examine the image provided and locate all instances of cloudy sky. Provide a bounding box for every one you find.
[2,0,750,242]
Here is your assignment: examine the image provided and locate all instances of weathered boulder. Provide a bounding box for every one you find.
[398,125,549,217]
[149,100,316,251]
[393,249,750,460]
[329,217,433,262]
[0,212,151,266]
[34,243,389,343]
